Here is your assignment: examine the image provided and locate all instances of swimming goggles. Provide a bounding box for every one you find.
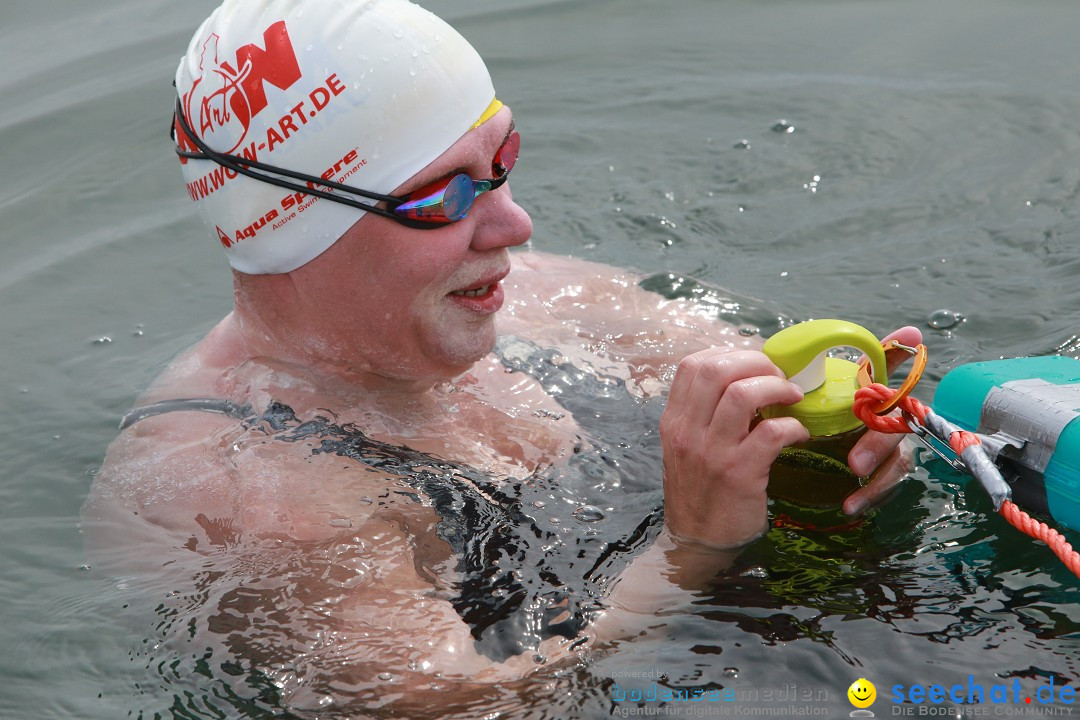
[172,97,519,229]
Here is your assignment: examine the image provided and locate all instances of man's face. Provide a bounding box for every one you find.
[292,107,532,385]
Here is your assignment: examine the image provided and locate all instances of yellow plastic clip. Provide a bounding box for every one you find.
[857,341,927,415]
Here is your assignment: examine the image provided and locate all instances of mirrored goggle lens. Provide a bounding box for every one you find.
[494,132,520,176]
[393,173,479,222]
[391,131,520,225]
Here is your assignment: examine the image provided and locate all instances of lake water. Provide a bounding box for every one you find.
[3,0,1080,718]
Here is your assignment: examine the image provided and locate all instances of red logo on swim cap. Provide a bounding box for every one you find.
[176,20,303,159]
[216,225,232,248]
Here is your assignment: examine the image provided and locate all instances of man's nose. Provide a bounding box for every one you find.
[469,185,532,251]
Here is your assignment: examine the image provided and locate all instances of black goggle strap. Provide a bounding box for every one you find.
[171,97,405,220]
[488,171,508,191]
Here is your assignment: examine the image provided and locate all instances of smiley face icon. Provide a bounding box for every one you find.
[847,678,876,708]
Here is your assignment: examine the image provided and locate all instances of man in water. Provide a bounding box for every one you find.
[84,0,919,708]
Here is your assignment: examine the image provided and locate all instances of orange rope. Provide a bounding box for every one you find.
[1000,500,1080,577]
[853,382,1080,580]
[852,383,929,433]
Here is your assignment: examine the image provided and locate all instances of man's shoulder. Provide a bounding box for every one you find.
[510,249,639,281]
[92,409,242,513]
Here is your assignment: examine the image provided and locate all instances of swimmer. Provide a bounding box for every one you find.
[82,0,920,709]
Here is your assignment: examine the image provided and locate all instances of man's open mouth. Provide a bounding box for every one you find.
[451,284,494,298]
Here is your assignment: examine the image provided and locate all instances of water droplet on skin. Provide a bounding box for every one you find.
[739,326,760,337]
[734,139,751,149]
[92,336,113,345]
[772,119,794,133]
[572,505,605,523]
[378,672,393,681]
[927,309,964,330]
[723,667,739,679]
[328,517,352,528]
[741,566,768,578]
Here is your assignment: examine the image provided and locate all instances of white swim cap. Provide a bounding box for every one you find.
[174,0,498,274]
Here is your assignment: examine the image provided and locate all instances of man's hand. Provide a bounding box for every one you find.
[659,325,925,546]
[659,349,808,548]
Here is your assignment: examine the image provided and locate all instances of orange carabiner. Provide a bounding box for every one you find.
[856,340,927,415]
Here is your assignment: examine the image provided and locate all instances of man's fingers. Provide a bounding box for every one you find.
[881,326,924,375]
[843,440,914,516]
[738,416,810,478]
[707,375,804,448]
[673,350,790,432]
[848,429,906,476]
[666,347,734,415]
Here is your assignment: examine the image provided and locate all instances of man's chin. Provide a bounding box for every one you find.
[429,327,498,376]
